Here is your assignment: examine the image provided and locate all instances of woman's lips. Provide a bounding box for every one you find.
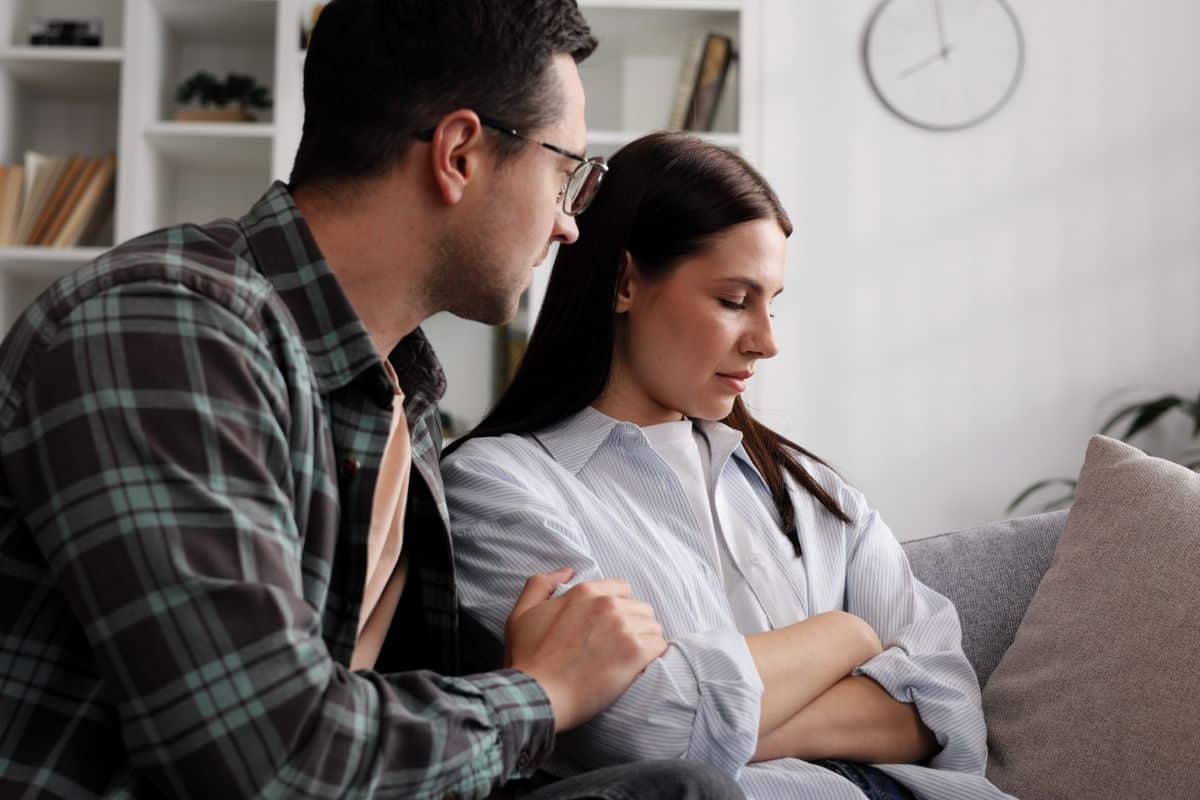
[717,372,750,393]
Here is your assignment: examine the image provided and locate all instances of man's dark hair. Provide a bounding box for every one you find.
[290,0,597,191]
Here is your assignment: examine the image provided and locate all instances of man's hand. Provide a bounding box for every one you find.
[505,568,668,732]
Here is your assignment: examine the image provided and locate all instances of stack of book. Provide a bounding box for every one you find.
[669,33,736,132]
[0,151,117,248]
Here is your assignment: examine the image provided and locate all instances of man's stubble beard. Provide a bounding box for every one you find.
[430,221,525,327]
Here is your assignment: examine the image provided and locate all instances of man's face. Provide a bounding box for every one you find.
[441,55,586,326]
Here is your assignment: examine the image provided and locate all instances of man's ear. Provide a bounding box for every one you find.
[614,250,637,313]
[427,110,487,206]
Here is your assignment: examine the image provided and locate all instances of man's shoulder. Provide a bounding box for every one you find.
[84,217,274,316]
[14,216,290,354]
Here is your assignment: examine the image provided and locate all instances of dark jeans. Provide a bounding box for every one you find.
[814,760,917,800]
[507,761,744,800]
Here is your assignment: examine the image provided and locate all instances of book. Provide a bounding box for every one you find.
[0,165,24,246]
[40,155,102,246]
[51,153,116,249]
[13,152,67,245]
[26,153,85,245]
[681,34,734,132]
[668,35,708,130]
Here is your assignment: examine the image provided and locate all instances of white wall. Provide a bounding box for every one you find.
[752,0,1200,540]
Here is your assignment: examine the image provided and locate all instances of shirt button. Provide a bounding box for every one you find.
[340,457,360,478]
[750,552,765,567]
[517,750,531,769]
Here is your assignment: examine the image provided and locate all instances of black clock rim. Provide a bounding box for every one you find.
[861,0,1026,132]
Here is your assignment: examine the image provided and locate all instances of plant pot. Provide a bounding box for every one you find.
[174,107,255,123]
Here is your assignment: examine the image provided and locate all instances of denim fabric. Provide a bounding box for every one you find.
[814,760,918,800]
[509,761,744,800]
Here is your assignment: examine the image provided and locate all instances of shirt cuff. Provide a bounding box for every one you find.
[670,628,764,776]
[463,668,556,780]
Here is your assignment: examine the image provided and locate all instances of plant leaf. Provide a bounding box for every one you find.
[1007,478,1077,515]
[1100,402,1151,436]
[1042,494,1076,511]
[1120,396,1184,440]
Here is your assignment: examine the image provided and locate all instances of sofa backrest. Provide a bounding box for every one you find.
[902,511,1067,688]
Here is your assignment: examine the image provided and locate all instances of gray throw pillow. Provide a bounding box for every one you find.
[983,435,1200,799]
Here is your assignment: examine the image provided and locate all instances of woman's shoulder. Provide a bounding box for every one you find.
[443,432,551,475]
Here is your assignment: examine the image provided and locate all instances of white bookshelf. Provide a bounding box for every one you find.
[0,0,763,429]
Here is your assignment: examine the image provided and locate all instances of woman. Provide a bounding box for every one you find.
[442,133,1009,800]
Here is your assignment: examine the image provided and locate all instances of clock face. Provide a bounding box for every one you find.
[864,0,1024,131]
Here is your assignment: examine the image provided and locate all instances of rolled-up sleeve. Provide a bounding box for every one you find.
[444,452,763,778]
[843,503,988,773]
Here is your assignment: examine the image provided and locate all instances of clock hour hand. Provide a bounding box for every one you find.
[898,45,953,79]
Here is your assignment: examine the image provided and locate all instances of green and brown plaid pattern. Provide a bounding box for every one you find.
[0,183,553,798]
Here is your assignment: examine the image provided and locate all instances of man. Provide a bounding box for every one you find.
[0,2,742,798]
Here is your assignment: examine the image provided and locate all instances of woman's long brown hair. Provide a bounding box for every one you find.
[446,132,850,554]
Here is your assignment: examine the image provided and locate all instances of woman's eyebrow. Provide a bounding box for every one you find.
[719,276,784,298]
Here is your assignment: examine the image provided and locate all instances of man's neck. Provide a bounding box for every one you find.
[292,180,438,359]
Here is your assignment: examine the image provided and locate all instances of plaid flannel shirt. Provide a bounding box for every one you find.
[0,182,554,798]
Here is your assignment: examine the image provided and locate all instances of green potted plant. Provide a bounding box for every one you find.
[174,70,273,122]
[1008,390,1200,513]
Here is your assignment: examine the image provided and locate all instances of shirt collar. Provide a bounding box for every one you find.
[534,406,756,476]
[238,181,445,405]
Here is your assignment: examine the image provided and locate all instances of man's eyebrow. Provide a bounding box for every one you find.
[719,276,784,297]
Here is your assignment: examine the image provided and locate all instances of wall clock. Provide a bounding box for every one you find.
[863,0,1024,131]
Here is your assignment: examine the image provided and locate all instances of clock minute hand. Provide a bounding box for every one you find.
[898,45,953,79]
[934,0,949,54]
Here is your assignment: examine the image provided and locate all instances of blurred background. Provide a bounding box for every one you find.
[0,0,1195,539]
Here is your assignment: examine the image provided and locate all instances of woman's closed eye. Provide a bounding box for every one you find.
[719,296,777,320]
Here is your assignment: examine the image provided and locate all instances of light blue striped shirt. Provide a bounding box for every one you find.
[443,407,1012,800]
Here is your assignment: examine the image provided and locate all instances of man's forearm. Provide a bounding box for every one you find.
[752,675,939,764]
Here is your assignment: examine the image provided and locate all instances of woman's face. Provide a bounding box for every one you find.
[605,218,786,425]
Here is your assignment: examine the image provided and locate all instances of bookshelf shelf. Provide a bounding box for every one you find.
[0,46,124,62]
[0,246,109,277]
[0,47,123,99]
[145,121,274,170]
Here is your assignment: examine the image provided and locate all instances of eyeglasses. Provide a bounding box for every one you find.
[414,114,608,216]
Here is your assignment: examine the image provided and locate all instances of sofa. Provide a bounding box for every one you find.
[901,510,1068,689]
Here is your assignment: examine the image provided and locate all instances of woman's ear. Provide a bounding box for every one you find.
[614,250,636,313]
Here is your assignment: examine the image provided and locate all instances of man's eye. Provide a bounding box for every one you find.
[718,298,746,310]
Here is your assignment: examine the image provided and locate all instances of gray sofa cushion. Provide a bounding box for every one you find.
[902,511,1067,688]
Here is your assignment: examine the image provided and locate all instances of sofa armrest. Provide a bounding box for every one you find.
[902,511,1067,689]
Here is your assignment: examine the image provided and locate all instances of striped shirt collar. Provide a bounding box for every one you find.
[239,181,445,405]
[534,405,754,476]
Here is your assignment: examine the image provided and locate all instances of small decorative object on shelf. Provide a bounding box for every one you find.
[28,17,103,47]
[174,71,274,123]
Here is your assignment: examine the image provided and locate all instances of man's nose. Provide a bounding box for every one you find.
[553,210,579,245]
